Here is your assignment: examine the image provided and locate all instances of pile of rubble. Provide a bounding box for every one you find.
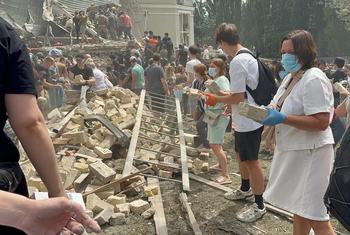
[21,86,156,227]
[19,85,216,229]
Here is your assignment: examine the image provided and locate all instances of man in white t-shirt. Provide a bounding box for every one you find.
[185,45,202,117]
[205,23,266,223]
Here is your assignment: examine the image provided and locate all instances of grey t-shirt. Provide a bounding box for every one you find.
[145,64,165,93]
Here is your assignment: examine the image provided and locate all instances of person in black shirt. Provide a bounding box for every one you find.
[145,54,170,116]
[72,11,80,43]
[0,17,100,234]
[68,54,95,90]
[177,44,188,67]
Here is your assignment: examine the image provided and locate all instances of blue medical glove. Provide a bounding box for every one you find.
[261,108,287,126]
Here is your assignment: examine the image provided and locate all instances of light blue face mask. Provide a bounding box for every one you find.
[208,67,217,78]
[281,53,302,73]
[278,70,289,80]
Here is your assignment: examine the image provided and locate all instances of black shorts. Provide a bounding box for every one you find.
[234,126,263,161]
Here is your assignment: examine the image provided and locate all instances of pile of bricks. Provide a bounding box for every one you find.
[21,87,159,227]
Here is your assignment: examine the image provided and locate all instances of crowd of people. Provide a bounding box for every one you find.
[55,4,134,43]
[1,5,350,233]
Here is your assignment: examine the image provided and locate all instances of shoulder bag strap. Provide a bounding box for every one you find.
[276,70,304,111]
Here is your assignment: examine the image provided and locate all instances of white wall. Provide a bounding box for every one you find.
[133,1,195,47]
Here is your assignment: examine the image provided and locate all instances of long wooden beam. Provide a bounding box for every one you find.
[122,89,146,177]
[179,192,202,235]
[148,178,168,235]
[188,174,294,219]
[176,98,190,192]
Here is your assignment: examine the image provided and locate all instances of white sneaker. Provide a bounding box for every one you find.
[224,188,254,201]
[236,203,266,223]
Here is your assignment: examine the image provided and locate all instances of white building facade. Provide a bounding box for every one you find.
[132,0,195,47]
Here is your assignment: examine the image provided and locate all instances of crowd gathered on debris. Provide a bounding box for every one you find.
[0,2,350,234]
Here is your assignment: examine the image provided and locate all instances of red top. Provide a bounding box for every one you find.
[122,14,132,28]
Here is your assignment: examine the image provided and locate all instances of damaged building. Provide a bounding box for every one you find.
[0,0,120,38]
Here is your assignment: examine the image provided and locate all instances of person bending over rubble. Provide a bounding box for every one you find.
[85,58,113,91]
[69,54,95,90]
[0,17,101,235]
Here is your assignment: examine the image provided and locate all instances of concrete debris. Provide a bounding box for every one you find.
[129,199,151,215]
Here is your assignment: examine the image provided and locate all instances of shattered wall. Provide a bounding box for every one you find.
[0,0,43,26]
[54,0,120,16]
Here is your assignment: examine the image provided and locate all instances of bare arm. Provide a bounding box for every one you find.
[335,99,348,118]
[5,94,65,197]
[86,76,96,85]
[216,92,245,105]
[284,112,330,132]
[131,73,137,90]
[161,78,170,95]
[42,79,60,88]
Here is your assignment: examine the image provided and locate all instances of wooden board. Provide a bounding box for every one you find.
[175,98,190,191]
[179,192,202,235]
[122,89,146,177]
[189,174,294,219]
[148,178,168,235]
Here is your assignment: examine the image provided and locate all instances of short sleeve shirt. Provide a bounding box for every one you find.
[131,64,145,89]
[145,64,165,93]
[70,65,94,80]
[206,75,230,112]
[0,17,37,162]
[274,68,334,151]
[229,48,262,132]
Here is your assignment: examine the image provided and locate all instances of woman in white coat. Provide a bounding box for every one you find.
[260,30,335,235]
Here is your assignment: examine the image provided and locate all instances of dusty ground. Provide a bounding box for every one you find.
[93,121,349,235]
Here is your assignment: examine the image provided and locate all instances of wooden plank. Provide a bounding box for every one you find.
[52,106,78,135]
[140,127,179,138]
[189,174,294,219]
[137,146,181,159]
[73,153,100,163]
[148,178,168,235]
[176,98,190,191]
[83,166,151,197]
[142,174,182,183]
[134,159,181,170]
[122,89,146,177]
[179,192,202,235]
[139,135,180,149]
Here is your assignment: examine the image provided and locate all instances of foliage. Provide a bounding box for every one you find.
[193,0,350,58]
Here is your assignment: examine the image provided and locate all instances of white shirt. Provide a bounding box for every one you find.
[91,68,112,91]
[230,48,262,132]
[273,68,334,151]
[186,58,201,88]
[203,49,210,60]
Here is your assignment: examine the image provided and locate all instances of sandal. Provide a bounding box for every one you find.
[209,164,222,172]
[214,176,232,185]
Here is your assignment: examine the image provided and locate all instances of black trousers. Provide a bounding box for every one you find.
[196,113,210,148]
[0,162,28,235]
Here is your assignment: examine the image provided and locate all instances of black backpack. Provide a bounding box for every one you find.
[324,127,350,232]
[236,50,277,106]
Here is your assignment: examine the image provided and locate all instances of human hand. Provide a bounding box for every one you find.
[260,108,286,126]
[204,93,218,106]
[19,197,101,235]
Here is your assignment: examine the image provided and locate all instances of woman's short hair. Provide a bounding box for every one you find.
[211,58,226,76]
[281,30,317,69]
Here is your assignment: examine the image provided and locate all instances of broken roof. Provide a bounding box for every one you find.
[54,0,120,15]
